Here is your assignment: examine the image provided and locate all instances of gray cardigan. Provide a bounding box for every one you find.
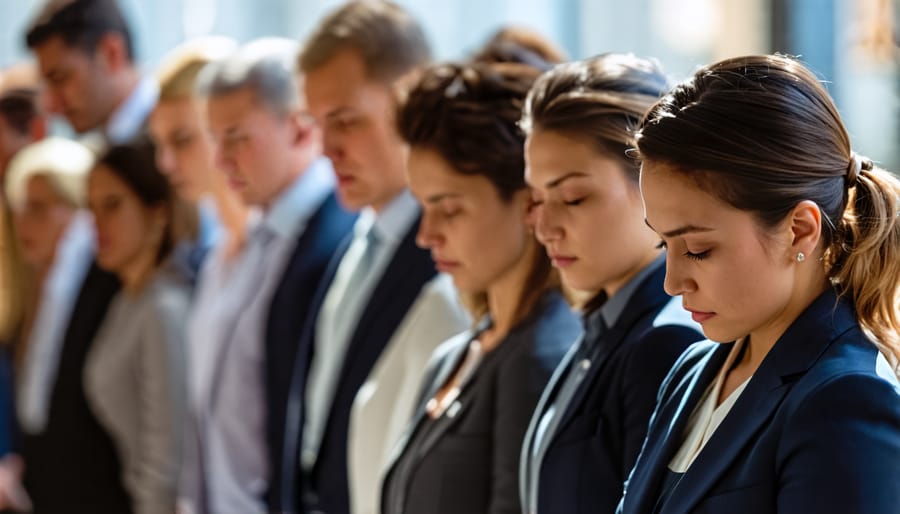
[84,270,189,514]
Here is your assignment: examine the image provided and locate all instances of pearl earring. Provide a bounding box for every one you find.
[796,252,806,263]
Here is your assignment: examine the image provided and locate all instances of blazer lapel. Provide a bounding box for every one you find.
[555,267,670,434]
[339,217,433,372]
[623,342,728,514]
[659,290,854,514]
[383,331,473,472]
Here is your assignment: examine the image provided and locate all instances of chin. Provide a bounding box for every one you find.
[697,323,740,344]
[95,253,119,273]
[335,190,367,212]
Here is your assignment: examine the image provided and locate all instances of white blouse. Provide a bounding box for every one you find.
[669,339,752,473]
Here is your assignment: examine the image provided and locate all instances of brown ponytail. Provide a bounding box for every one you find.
[830,157,900,371]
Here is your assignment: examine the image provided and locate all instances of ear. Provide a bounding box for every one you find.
[787,200,822,260]
[94,33,129,73]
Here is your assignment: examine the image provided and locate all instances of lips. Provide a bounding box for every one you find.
[549,254,577,268]
[685,307,716,323]
[336,174,355,187]
[433,258,460,272]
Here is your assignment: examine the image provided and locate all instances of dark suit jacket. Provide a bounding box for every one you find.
[271,216,437,514]
[21,262,131,513]
[265,191,355,503]
[618,289,900,514]
[523,265,701,514]
[382,291,580,514]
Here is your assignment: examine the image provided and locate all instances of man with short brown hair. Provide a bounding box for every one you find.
[274,2,468,513]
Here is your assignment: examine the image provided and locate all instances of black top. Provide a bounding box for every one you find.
[22,262,131,513]
[382,291,580,514]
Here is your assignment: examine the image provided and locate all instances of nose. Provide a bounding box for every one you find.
[415,212,441,250]
[662,252,697,297]
[212,141,233,175]
[42,88,63,115]
[156,145,177,176]
[322,128,344,165]
[532,202,562,246]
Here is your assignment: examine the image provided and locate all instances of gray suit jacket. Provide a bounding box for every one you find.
[84,269,189,514]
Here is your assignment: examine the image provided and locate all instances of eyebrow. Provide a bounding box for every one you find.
[425,192,462,204]
[545,171,589,189]
[644,219,714,238]
[325,107,353,120]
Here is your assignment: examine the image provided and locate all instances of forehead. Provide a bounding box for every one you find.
[150,98,198,128]
[640,161,739,232]
[525,130,624,188]
[304,47,387,116]
[206,87,271,126]
[407,148,491,197]
[89,163,127,191]
[34,36,90,71]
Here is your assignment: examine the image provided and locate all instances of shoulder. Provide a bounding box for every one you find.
[422,331,471,380]
[409,274,468,320]
[654,340,719,402]
[786,335,900,429]
[143,272,192,333]
[513,292,580,358]
[620,296,704,371]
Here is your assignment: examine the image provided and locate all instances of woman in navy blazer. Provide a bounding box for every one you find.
[381,61,581,514]
[621,54,900,514]
[518,54,703,514]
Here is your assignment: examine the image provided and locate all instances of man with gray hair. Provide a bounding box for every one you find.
[186,37,355,514]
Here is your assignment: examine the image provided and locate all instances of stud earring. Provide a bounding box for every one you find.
[796,252,806,263]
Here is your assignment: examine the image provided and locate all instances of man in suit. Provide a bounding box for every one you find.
[26,0,157,149]
[272,2,469,513]
[192,38,355,514]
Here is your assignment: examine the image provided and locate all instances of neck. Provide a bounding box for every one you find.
[102,69,141,128]
[743,275,829,372]
[603,247,661,299]
[483,239,540,352]
[117,250,157,294]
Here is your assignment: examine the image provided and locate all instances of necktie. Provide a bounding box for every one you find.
[301,224,380,470]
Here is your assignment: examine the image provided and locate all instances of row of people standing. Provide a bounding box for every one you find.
[2,1,900,514]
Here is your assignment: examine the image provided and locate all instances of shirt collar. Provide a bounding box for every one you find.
[261,157,335,240]
[105,76,158,144]
[599,253,666,329]
[358,188,419,245]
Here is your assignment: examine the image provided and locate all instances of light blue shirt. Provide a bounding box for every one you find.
[106,76,159,145]
[303,189,419,469]
[188,158,334,514]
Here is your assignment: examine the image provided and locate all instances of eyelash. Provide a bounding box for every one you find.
[656,241,710,261]
[564,198,585,206]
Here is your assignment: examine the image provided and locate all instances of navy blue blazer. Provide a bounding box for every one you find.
[271,216,437,514]
[265,191,355,503]
[618,289,900,514]
[522,264,701,514]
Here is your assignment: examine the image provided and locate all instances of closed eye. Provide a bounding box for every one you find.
[685,250,710,261]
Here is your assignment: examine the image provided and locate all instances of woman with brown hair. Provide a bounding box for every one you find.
[519,54,703,514]
[619,54,900,514]
[82,141,190,514]
[380,61,581,514]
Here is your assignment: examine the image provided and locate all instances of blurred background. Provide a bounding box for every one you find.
[1,0,898,169]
